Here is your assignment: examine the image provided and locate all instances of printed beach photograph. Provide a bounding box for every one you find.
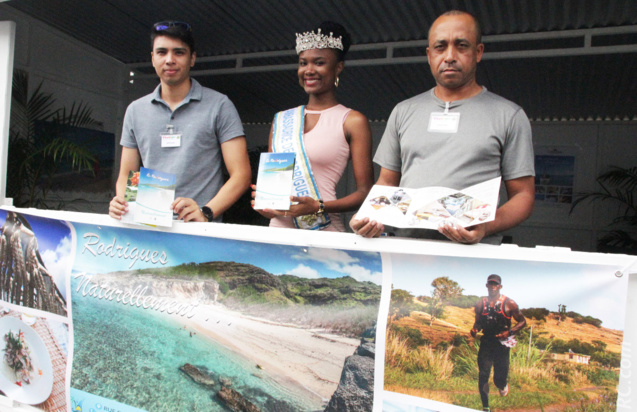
[70,222,382,411]
[383,253,628,412]
[0,210,70,316]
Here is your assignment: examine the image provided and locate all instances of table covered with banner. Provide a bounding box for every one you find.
[0,206,635,412]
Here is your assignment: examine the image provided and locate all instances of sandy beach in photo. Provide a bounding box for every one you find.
[186,303,361,402]
[79,269,379,409]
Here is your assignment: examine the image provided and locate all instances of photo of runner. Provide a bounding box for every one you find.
[470,274,526,411]
[382,254,628,411]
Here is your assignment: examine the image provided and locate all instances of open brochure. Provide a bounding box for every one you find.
[131,167,176,227]
[355,176,501,229]
[253,152,296,210]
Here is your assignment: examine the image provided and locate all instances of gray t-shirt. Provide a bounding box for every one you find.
[375,87,534,189]
[374,87,535,241]
[120,79,244,219]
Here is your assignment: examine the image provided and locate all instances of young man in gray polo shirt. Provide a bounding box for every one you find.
[109,21,250,222]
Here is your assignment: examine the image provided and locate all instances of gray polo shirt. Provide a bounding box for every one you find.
[120,79,244,218]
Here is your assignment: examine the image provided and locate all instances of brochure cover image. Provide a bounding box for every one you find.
[253,152,296,210]
[120,170,139,225]
[134,167,177,227]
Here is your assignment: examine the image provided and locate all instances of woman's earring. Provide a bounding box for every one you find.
[335,76,340,87]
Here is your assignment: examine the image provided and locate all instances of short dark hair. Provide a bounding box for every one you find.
[151,22,195,54]
[429,10,482,45]
[316,21,352,61]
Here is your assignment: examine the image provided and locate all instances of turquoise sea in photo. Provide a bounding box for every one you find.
[70,273,322,411]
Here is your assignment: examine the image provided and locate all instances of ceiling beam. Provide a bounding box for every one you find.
[129,25,637,78]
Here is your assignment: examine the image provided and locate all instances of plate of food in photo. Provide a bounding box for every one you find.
[0,316,53,404]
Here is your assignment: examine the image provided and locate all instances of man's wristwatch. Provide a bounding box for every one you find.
[315,199,325,216]
[200,206,214,222]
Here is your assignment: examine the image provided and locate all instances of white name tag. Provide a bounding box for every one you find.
[427,112,460,133]
[161,133,182,147]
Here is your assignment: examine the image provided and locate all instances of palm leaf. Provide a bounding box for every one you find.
[26,81,56,124]
[8,69,99,208]
[597,166,637,192]
[54,102,101,130]
[9,70,29,133]
[571,166,637,219]
[571,165,637,252]
[609,214,637,227]
[570,190,631,211]
[598,231,637,249]
[43,138,96,173]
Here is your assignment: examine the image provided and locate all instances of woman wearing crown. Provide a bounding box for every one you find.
[252,21,374,231]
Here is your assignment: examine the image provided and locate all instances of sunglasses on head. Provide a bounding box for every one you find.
[153,21,192,32]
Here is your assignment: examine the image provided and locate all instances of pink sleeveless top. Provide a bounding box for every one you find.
[270,104,352,232]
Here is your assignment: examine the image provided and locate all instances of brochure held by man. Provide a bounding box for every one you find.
[119,170,139,225]
[355,177,501,229]
[133,167,177,227]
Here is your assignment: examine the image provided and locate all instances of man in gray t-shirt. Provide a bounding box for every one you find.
[109,21,250,223]
[351,10,535,244]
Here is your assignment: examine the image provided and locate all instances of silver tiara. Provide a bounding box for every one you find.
[295,28,344,54]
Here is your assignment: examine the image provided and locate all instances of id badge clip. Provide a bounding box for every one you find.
[161,124,182,148]
[427,102,460,133]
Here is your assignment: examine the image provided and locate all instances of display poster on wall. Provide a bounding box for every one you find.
[0,207,634,412]
[534,146,577,204]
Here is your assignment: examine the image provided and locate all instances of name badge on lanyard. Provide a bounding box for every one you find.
[161,124,182,148]
[427,101,460,134]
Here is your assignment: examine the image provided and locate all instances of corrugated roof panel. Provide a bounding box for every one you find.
[3,0,637,122]
[8,0,637,57]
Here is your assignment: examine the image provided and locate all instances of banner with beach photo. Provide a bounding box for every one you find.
[0,208,382,411]
[68,221,382,411]
[0,207,635,412]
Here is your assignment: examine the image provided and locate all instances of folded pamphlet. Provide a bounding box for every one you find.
[120,170,139,225]
[253,152,296,210]
[134,167,177,227]
[355,177,501,230]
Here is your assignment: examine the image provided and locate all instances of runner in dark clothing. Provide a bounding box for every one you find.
[471,274,526,411]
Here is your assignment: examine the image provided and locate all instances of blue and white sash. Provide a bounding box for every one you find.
[272,106,331,230]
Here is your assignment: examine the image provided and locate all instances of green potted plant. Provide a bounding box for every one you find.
[7,69,99,209]
[570,166,637,254]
